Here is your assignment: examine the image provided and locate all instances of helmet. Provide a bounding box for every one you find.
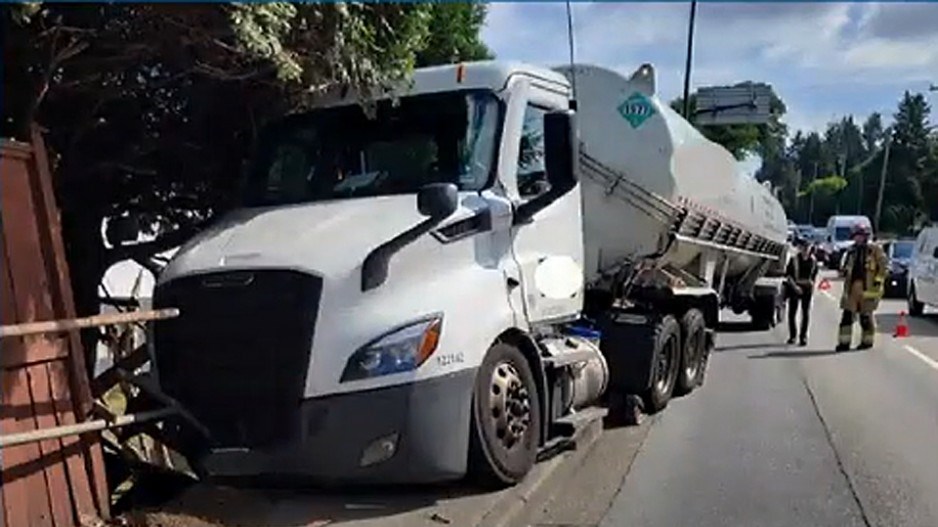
[851,223,872,237]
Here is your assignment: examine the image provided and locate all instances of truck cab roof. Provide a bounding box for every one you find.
[310,61,571,108]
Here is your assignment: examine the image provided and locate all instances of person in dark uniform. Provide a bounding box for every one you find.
[785,236,819,346]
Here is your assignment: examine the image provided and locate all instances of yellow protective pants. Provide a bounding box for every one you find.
[837,280,875,348]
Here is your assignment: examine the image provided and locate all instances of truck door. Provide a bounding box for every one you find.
[504,80,584,325]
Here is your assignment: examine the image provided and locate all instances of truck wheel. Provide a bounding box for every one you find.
[468,343,542,488]
[675,309,705,396]
[909,284,925,317]
[643,315,681,413]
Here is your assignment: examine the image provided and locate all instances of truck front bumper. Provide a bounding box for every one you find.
[196,368,476,484]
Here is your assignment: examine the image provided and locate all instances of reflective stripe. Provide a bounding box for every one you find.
[838,324,853,345]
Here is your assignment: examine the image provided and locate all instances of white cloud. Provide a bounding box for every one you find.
[482,2,938,134]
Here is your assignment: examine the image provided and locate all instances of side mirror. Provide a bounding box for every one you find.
[362,183,459,292]
[544,110,578,192]
[417,183,458,220]
[105,215,140,247]
[514,110,578,225]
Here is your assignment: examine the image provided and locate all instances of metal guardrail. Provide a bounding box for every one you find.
[0,308,179,338]
[0,308,182,450]
[0,408,177,449]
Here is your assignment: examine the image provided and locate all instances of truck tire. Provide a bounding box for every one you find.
[468,343,542,488]
[675,309,705,396]
[909,284,925,317]
[643,315,681,414]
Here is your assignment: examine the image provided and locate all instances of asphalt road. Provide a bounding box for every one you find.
[526,273,938,527]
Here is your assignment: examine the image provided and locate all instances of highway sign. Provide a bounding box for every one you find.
[694,82,775,126]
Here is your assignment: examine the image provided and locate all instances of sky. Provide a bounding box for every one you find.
[482,2,938,139]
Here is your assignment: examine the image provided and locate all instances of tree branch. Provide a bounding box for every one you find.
[133,256,164,277]
[105,222,207,265]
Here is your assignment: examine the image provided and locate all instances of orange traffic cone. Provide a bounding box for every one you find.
[818,278,831,291]
[894,311,909,338]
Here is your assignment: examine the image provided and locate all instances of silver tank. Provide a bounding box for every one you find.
[553,64,789,284]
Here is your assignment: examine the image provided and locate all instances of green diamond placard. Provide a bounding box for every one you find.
[617,92,656,129]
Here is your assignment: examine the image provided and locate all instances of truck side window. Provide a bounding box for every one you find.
[517,104,550,199]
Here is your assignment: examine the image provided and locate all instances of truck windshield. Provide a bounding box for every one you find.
[244,91,501,206]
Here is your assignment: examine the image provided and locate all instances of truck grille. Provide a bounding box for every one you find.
[153,270,322,448]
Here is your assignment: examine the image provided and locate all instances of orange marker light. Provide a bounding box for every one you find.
[417,318,443,365]
[456,63,466,84]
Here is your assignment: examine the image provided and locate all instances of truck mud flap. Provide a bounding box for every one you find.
[597,309,659,395]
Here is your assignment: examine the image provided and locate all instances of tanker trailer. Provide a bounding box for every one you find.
[554,63,790,412]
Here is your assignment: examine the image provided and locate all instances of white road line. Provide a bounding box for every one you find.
[903,344,938,371]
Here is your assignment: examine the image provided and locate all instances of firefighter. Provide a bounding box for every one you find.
[836,224,888,351]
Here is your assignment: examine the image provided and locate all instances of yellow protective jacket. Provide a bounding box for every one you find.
[839,243,888,313]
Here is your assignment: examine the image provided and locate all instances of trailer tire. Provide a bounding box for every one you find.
[468,343,541,488]
[675,309,705,396]
[643,315,681,414]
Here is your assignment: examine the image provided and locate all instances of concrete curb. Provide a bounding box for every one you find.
[476,411,607,527]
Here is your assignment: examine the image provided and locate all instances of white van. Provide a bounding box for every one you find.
[908,226,938,316]
[825,215,873,268]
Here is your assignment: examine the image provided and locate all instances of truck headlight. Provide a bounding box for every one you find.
[340,316,443,382]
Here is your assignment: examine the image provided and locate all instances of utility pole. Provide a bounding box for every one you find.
[874,130,892,233]
[681,0,698,120]
[808,161,818,224]
[857,167,864,214]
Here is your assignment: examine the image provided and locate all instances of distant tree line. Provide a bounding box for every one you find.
[764,93,937,237]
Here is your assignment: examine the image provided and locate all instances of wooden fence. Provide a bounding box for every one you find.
[0,129,109,527]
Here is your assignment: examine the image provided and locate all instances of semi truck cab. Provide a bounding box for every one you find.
[153,62,592,484]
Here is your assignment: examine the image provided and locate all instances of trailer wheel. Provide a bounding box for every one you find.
[675,309,705,396]
[643,315,681,413]
[468,343,542,488]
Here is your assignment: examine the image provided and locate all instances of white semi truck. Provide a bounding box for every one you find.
[151,61,788,487]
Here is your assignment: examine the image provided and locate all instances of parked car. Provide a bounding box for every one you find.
[908,227,938,316]
[881,239,915,297]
